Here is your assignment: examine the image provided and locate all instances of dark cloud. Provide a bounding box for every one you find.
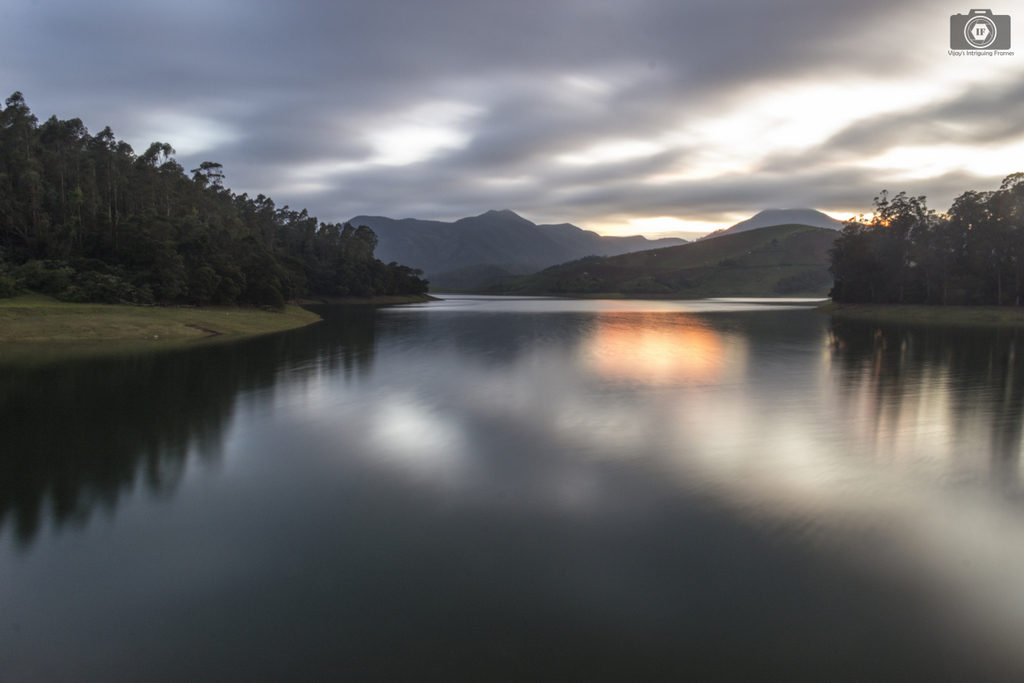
[2,0,1019,234]
[823,79,1024,155]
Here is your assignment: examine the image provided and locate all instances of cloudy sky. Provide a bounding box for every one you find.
[2,0,1022,237]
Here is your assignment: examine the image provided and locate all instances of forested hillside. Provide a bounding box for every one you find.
[0,92,427,307]
[830,174,1024,305]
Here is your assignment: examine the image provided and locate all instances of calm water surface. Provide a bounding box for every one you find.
[3,296,1024,681]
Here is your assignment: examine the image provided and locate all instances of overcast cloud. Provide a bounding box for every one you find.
[2,0,1021,236]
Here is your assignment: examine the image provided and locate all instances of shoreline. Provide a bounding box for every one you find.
[0,294,322,353]
[0,292,445,361]
[298,293,441,305]
[819,302,1024,326]
[10,294,1024,354]
[455,291,829,300]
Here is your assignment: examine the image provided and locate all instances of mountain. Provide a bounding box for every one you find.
[705,208,843,239]
[488,224,839,298]
[348,209,687,289]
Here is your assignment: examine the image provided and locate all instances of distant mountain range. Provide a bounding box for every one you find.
[705,208,844,239]
[482,223,839,298]
[349,209,687,289]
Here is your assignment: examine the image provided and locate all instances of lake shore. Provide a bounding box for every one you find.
[0,291,446,348]
[0,294,322,347]
[820,302,1024,326]
[298,293,441,305]
[0,293,448,362]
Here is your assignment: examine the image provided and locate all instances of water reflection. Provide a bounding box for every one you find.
[5,298,1024,679]
[0,306,378,547]
[7,303,1022,544]
[580,312,746,385]
[828,319,1024,496]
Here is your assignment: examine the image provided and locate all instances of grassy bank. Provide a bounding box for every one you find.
[0,294,322,348]
[820,302,1024,327]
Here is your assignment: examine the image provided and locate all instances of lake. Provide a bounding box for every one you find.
[2,295,1024,681]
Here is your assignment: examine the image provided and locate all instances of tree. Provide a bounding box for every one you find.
[0,92,427,304]
[830,173,1024,306]
[190,161,224,189]
[0,92,42,257]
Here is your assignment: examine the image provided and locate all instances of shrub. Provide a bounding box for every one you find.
[58,272,139,304]
[0,272,18,298]
[16,260,75,294]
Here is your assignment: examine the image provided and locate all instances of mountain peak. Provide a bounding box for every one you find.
[456,209,536,228]
[710,208,843,238]
[480,209,524,219]
[749,207,824,218]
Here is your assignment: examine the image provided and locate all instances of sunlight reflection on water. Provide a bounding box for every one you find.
[372,297,1024,662]
[579,312,746,386]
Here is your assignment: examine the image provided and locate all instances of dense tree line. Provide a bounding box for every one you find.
[830,173,1024,306]
[0,92,427,307]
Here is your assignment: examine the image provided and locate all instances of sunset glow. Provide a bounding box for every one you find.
[581,313,744,386]
[4,1,1022,233]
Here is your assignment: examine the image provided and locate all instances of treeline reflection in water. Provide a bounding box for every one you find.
[4,303,1023,548]
[828,318,1024,498]
[0,306,377,547]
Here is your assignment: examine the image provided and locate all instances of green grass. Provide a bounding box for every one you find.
[0,294,322,348]
[820,302,1024,327]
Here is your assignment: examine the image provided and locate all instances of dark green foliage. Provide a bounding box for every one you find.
[0,253,17,298]
[15,260,75,295]
[830,177,1024,306]
[60,271,146,304]
[12,259,154,303]
[0,93,428,306]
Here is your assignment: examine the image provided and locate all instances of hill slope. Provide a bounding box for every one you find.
[349,210,686,289]
[489,224,838,297]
